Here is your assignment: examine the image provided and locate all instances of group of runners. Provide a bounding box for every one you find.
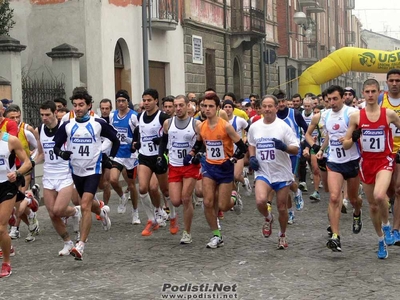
[2,68,400,278]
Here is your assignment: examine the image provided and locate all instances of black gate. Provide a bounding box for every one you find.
[22,74,65,128]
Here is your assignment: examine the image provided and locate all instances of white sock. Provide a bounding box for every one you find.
[28,210,35,218]
[74,207,80,217]
[140,193,156,222]
[165,197,176,219]
[25,197,32,205]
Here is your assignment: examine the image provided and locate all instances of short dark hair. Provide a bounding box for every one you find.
[304,92,315,97]
[223,92,237,102]
[363,78,380,91]
[249,93,259,99]
[142,88,159,101]
[387,68,400,79]
[53,97,67,107]
[272,89,286,100]
[326,85,344,98]
[315,105,325,111]
[322,89,328,99]
[100,98,113,110]
[253,100,262,108]
[70,90,93,105]
[40,100,57,113]
[116,89,130,102]
[57,106,70,114]
[204,92,220,107]
[292,93,302,100]
[205,88,216,93]
[162,95,175,104]
[4,104,21,117]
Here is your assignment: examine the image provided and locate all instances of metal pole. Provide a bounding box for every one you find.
[142,0,150,90]
[260,0,267,96]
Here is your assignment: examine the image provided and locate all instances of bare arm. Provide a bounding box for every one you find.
[8,136,32,182]
[305,113,320,147]
[342,112,359,150]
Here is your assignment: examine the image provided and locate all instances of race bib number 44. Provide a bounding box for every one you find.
[71,138,94,160]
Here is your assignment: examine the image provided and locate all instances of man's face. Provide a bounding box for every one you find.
[387,74,400,96]
[54,102,64,110]
[116,97,129,112]
[313,107,321,115]
[323,96,330,109]
[278,99,287,110]
[303,102,312,113]
[7,111,21,124]
[73,99,90,118]
[223,104,233,117]
[203,99,217,118]
[188,93,196,101]
[40,108,56,126]
[343,90,354,106]
[56,110,67,121]
[287,100,294,108]
[255,106,262,115]
[163,101,175,116]
[174,98,188,119]
[312,99,318,108]
[261,98,277,119]
[100,102,111,117]
[292,97,301,109]
[362,84,379,104]
[327,91,344,112]
[250,96,256,108]
[142,94,158,112]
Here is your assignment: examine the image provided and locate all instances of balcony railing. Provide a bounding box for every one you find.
[150,0,178,31]
[231,7,265,36]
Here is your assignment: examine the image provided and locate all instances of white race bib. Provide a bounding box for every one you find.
[70,138,94,160]
[329,139,346,159]
[361,129,385,153]
[256,141,276,161]
[206,140,224,160]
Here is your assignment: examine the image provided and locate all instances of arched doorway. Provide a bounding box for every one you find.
[114,39,131,95]
[233,57,242,98]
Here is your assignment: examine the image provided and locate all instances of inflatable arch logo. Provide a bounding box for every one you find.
[298,47,400,96]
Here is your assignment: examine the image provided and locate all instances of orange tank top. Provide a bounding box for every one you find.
[200,118,233,165]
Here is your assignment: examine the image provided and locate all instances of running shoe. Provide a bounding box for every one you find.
[72,206,81,233]
[393,230,400,246]
[28,212,40,234]
[298,182,308,192]
[141,220,160,236]
[70,243,84,261]
[352,210,362,234]
[206,236,224,249]
[309,190,320,202]
[155,210,167,227]
[0,263,12,278]
[243,177,252,196]
[25,232,35,243]
[180,231,192,244]
[382,225,395,246]
[169,215,179,235]
[58,242,74,256]
[288,211,295,224]
[233,194,243,215]
[342,199,349,214]
[9,226,19,239]
[294,190,304,211]
[101,205,111,231]
[327,226,332,238]
[8,207,16,227]
[377,240,388,259]
[32,183,40,200]
[117,195,128,214]
[132,209,141,225]
[96,200,104,221]
[0,245,15,259]
[326,234,342,252]
[277,234,288,250]
[262,216,273,238]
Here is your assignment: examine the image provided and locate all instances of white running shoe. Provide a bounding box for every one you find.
[101,205,111,231]
[180,231,192,244]
[117,195,128,214]
[243,177,252,196]
[132,209,141,225]
[206,236,224,249]
[233,194,243,215]
[58,242,74,256]
[28,212,39,233]
[156,211,167,227]
[9,226,20,239]
[70,243,84,261]
[72,206,81,233]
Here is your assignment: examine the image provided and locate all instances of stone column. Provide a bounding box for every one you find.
[0,76,11,100]
[46,43,84,103]
[0,35,26,108]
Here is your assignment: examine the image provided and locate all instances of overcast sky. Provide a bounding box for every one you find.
[354,0,400,39]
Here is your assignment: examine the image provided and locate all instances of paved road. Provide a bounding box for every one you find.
[1,177,398,300]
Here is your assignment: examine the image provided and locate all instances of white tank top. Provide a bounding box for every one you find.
[39,124,71,179]
[139,111,163,156]
[323,106,360,163]
[168,117,197,167]
[0,133,15,183]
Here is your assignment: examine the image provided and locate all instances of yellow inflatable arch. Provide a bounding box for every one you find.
[298,47,400,97]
